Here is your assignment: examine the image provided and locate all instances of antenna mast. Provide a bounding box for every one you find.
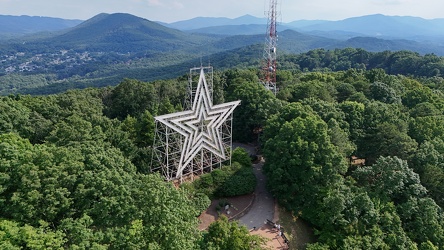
[260,0,279,95]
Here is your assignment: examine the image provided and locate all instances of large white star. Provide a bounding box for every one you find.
[155,69,240,178]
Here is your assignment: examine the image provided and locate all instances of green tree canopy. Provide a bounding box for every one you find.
[262,105,347,217]
[201,216,265,250]
[225,75,281,142]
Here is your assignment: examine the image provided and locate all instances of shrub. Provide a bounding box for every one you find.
[191,161,256,199]
[211,169,230,186]
[231,147,252,168]
[193,192,211,215]
[217,167,256,197]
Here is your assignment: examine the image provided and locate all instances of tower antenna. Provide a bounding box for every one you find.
[260,0,279,95]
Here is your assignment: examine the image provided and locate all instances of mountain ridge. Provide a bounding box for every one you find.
[164,14,267,30]
[297,14,444,40]
[2,13,444,56]
[0,14,82,37]
[2,13,444,44]
[1,12,444,95]
[20,13,214,53]
[168,14,444,45]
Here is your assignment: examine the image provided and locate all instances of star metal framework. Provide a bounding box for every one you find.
[151,66,241,181]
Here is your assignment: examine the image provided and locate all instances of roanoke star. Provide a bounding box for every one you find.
[155,68,240,178]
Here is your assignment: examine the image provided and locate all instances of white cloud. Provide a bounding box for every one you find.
[148,0,162,6]
[370,0,412,5]
[172,1,184,9]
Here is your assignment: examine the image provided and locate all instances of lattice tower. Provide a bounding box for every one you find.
[260,0,279,95]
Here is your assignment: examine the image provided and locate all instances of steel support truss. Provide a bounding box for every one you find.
[260,0,279,95]
[151,66,240,182]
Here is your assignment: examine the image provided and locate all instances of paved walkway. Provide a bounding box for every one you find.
[232,143,292,249]
[233,143,275,230]
[239,160,275,229]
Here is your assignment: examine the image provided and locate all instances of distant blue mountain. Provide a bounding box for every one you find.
[186,23,298,36]
[285,19,329,28]
[331,36,444,55]
[2,12,444,95]
[5,13,444,46]
[187,24,266,35]
[167,14,444,45]
[2,13,444,56]
[165,14,267,30]
[0,15,82,36]
[295,14,444,42]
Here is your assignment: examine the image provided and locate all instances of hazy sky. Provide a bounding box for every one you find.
[0,0,443,23]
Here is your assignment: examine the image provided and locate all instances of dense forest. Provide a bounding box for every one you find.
[1,47,444,249]
[2,45,444,96]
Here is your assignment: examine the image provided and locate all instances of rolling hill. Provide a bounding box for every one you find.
[170,14,444,45]
[333,37,444,55]
[1,12,444,95]
[164,14,267,30]
[296,14,444,42]
[187,24,266,36]
[0,15,82,38]
[38,13,216,53]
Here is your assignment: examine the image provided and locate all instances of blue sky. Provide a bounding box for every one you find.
[0,0,443,22]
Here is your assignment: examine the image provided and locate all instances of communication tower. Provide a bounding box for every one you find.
[260,0,279,95]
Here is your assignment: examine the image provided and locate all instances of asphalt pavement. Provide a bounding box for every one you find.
[233,143,275,230]
[239,161,275,229]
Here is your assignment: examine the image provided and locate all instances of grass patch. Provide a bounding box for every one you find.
[277,205,316,250]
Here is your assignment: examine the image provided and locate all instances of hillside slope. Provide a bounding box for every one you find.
[0,15,82,36]
[165,14,267,30]
[42,13,212,52]
[297,14,444,42]
[1,13,444,95]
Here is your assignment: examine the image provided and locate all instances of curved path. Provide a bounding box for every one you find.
[239,161,275,229]
[233,143,275,230]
